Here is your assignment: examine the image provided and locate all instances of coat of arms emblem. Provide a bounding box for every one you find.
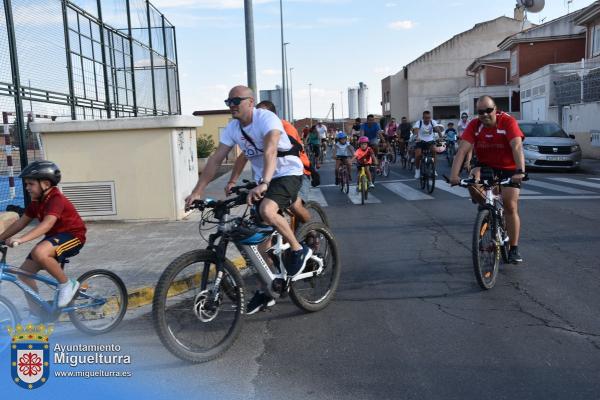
[8,324,53,390]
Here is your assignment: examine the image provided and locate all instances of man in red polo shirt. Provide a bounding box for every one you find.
[0,161,86,321]
[450,95,526,264]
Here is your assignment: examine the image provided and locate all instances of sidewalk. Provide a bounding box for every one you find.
[0,163,254,314]
[580,158,600,175]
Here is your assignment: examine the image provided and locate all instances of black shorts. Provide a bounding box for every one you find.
[264,175,302,210]
[309,144,320,156]
[475,164,521,189]
[416,141,435,151]
[356,163,373,172]
[336,156,349,161]
[28,233,84,265]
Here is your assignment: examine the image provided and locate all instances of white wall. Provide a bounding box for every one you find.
[560,102,600,159]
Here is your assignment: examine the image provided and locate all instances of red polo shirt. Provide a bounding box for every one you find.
[25,187,87,243]
[461,112,524,170]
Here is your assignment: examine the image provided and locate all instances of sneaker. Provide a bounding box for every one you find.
[369,182,375,188]
[246,290,275,315]
[435,171,438,177]
[508,247,523,264]
[414,170,421,179]
[286,245,313,278]
[410,158,415,163]
[57,279,80,308]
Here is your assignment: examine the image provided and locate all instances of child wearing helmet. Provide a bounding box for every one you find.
[333,132,355,185]
[0,160,86,322]
[351,136,377,188]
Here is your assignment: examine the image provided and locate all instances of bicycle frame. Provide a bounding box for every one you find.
[204,212,325,300]
[0,262,102,316]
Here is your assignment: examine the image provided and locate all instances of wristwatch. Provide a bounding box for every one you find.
[258,178,270,187]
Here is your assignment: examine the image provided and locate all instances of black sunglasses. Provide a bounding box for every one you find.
[224,97,250,107]
[477,107,495,116]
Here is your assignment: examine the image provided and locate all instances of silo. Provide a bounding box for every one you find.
[348,88,359,119]
[358,82,368,118]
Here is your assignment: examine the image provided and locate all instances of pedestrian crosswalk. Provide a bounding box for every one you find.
[307,176,600,207]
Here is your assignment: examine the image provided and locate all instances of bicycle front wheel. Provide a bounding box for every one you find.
[426,161,436,194]
[472,210,499,290]
[290,222,341,312]
[361,175,368,204]
[152,250,244,363]
[383,160,390,177]
[0,295,19,353]
[69,269,128,335]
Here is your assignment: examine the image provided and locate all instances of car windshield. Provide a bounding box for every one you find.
[519,123,569,138]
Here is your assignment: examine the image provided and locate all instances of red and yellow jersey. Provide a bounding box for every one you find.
[355,147,375,165]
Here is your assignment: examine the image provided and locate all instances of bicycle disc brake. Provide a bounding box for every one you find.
[193,290,221,322]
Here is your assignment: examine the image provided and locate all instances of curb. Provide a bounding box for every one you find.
[125,256,247,310]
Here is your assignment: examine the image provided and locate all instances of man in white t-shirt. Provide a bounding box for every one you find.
[316,121,327,143]
[412,110,443,179]
[186,85,312,312]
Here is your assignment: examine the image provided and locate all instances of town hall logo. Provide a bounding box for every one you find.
[8,324,54,390]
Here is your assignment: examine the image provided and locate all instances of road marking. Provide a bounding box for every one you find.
[319,178,412,188]
[434,180,470,197]
[308,188,328,207]
[519,188,541,195]
[526,179,594,194]
[589,178,600,181]
[548,177,600,190]
[520,195,600,200]
[347,186,381,204]
[382,182,433,200]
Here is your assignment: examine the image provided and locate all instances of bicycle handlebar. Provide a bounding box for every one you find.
[442,173,529,187]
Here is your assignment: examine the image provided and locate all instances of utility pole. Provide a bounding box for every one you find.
[279,0,287,120]
[244,0,257,93]
[289,67,294,121]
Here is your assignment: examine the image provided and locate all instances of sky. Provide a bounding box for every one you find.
[152,0,596,119]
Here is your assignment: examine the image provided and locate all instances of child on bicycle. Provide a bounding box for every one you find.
[332,132,354,185]
[351,136,377,188]
[444,122,458,151]
[0,161,86,321]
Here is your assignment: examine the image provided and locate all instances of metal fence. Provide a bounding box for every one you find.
[1,0,180,209]
[554,60,600,106]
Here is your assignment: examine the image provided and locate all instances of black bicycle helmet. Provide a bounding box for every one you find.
[19,160,61,186]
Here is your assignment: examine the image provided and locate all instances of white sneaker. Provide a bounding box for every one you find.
[58,279,80,308]
[369,182,375,188]
[435,171,438,177]
[414,170,421,179]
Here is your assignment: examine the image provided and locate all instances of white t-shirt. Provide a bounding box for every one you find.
[457,119,470,136]
[334,142,354,157]
[316,124,327,139]
[412,119,440,142]
[220,108,303,181]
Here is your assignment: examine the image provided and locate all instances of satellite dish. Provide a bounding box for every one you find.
[517,0,545,13]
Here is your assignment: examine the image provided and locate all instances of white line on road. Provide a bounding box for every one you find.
[434,180,470,197]
[548,177,600,190]
[347,186,381,204]
[307,188,328,207]
[382,182,433,201]
[520,195,600,200]
[318,178,413,188]
[526,179,594,194]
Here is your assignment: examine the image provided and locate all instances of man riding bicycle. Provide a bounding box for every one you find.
[186,85,312,313]
[412,110,443,179]
[449,95,526,264]
[361,114,385,150]
[398,116,412,157]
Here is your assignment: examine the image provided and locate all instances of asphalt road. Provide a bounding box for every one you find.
[7,153,600,400]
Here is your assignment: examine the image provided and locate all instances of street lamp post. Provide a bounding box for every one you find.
[283,42,290,120]
[279,0,287,120]
[289,67,294,121]
[243,0,257,93]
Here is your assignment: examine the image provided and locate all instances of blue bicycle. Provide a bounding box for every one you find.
[0,241,127,350]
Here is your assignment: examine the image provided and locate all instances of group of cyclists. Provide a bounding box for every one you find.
[0,85,526,322]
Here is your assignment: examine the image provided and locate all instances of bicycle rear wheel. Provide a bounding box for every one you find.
[290,222,341,312]
[0,295,19,353]
[302,200,330,227]
[69,269,127,335]
[419,164,426,189]
[390,145,397,163]
[472,210,499,290]
[383,159,390,177]
[152,250,244,363]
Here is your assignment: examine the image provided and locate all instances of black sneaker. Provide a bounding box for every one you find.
[508,247,523,264]
[286,245,313,278]
[246,290,275,315]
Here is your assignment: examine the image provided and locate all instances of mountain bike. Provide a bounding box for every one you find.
[387,138,398,164]
[152,182,340,363]
[446,140,457,166]
[418,144,436,194]
[356,165,370,205]
[336,161,350,194]
[0,242,127,346]
[444,171,528,290]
